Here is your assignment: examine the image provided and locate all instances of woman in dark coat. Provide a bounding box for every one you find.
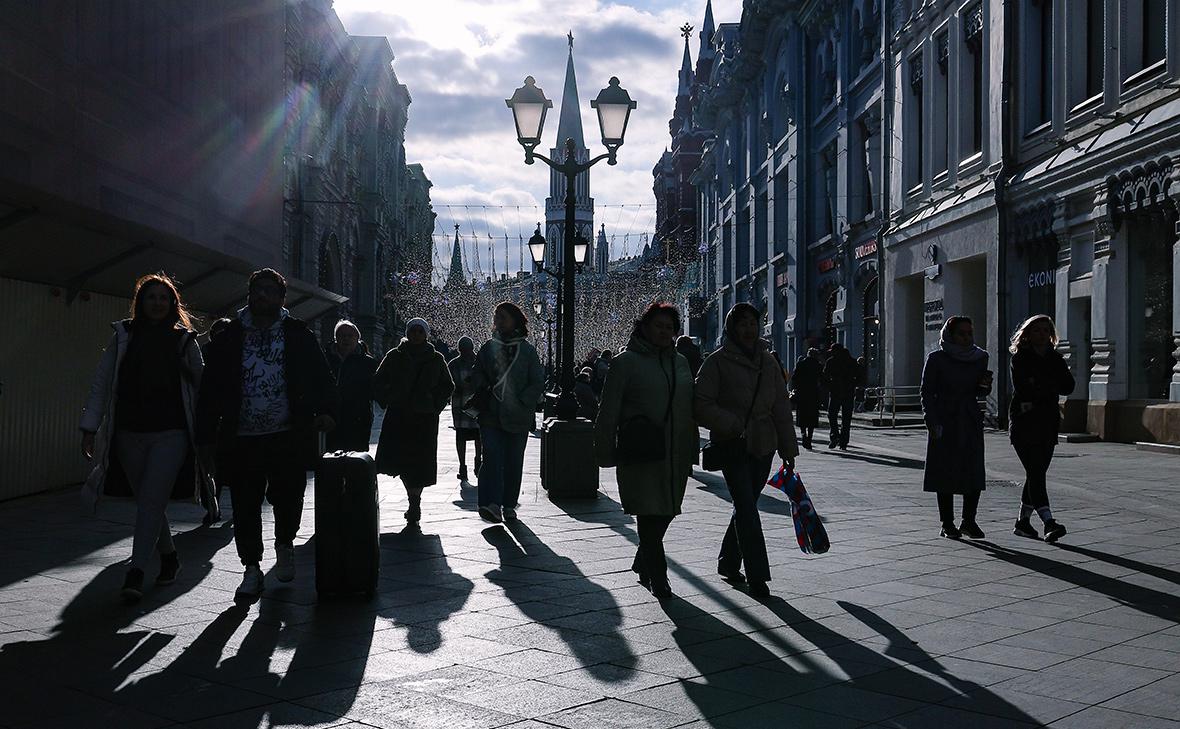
[595,303,697,599]
[325,319,378,453]
[1008,315,1075,542]
[789,348,822,449]
[921,316,992,540]
[374,317,454,524]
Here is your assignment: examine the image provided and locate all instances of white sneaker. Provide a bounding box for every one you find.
[479,503,503,523]
[235,565,264,599]
[274,543,296,583]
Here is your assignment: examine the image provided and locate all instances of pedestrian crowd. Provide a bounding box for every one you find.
[79,269,1076,606]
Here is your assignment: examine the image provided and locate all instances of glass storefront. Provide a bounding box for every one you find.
[1127,216,1174,400]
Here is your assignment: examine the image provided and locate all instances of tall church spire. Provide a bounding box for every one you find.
[595,224,609,273]
[446,223,465,287]
[677,25,695,96]
[555,33,586,152]
[699,0,716,64]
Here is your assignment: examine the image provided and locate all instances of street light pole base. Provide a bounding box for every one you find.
[540,418,600,499]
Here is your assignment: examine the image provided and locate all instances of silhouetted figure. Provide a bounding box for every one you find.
[695,303,798,598]
[195,268,338,600]
[373,317,454,525]
[675,335,702,378]
[574,367,599,421]
[595,303,696,599]
[448,336,482,483]
[790,348,823,449]
[1008,314,1075,542]
[823,342,858,450]
[921,315,992,540]
[80,273,211,602]
[325,319,378,453]
[469,302,545,523]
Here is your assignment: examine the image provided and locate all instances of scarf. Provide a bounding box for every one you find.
[768,464,830,555]
[940,341,988,363]
[489,331,526,401]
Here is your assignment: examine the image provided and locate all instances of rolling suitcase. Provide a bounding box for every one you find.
[314,451,379,596]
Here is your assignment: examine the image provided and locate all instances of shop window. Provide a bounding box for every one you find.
[862,276,880,382]
[1128,219,1174,399]
[824,289,839,346]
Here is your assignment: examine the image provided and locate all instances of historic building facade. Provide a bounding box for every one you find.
[689,0,885,376]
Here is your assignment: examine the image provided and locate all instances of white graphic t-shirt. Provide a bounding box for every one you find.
[238,307,292,435]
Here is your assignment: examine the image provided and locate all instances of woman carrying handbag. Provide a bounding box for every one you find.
[695,303,798,598]
[594,303,697,599]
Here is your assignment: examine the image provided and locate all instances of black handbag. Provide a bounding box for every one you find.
[701,360,763,472]
[615,355,676,466]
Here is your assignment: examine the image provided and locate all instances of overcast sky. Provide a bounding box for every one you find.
[334,0,741,280]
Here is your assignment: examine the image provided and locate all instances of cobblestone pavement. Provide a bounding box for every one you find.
[3,414,1180,728]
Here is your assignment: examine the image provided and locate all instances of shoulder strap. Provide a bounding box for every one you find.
[740,358,764,435]
[660,352,676,424]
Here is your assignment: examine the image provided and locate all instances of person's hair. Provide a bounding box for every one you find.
[724,302,761,336]
[631,301,681,339]
[1009,314,1058,354]
[248,268,287,297]
[941,315,974,343]
[207,317,232,340]
[129,272,193,329]
[333,319,360,340]
[494,301,528,336]
[807,347,819,357]
[602,349,613,358]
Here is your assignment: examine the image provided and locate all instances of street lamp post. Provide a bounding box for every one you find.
[508,75,635,421]
[527,223,590,394]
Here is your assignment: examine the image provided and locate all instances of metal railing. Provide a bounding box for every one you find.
[864,385,923,427]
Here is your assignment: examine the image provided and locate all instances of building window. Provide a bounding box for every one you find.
[906,53,924,191]
[933,32,950,176]
[1086,0,1104,99]
[1122,0,1166,82]
[1068,0,1105,107]
[963,4,984,156]
[1142,0,1166,70]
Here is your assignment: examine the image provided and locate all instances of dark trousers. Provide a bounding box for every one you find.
[633,515,674,584]
[828,394,853,446]
[221,431,308,566]
[719,452,775,582]
[478,425,528,508]
[937,491,981,525]
[1014,442,1055,510]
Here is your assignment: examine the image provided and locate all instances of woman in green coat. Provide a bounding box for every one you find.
[594,302,697,599]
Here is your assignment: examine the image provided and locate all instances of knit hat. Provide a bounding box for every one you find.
[405,317,429,337]
[724,302,762,335]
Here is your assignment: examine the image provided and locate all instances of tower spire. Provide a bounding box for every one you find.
[699,0,716,63]
[555,33,586,153]
[446,223,465,287]
[678,24,695,96]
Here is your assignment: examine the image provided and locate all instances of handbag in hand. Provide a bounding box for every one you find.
[615,355,676,466]
[701,360,763,472]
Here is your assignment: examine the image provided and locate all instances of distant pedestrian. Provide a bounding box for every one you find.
[1008,315,1075,542]
[592,349,612,395]
[325,320,378,453]
[823,343,858,450]
[921,315,992,540]
[80,273,211,602]
[448,336,482,484]
[675,335,702,378]
[373,317,454,525]
[595,303,696,599]
[469,302,545,523]
[575,367,599,421]
[790,348,823,449]
[695,303,798,598]
[195,268,338,600]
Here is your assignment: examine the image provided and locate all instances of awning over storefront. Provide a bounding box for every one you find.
[0,181,347,323]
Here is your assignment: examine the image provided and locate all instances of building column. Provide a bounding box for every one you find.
[1089,209,1128,402]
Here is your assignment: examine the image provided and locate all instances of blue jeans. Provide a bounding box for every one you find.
[478,426,529,508]
[718,452,775,582]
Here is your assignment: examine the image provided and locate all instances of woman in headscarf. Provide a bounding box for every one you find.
[374,317,454,524]
[468,302,545,523]
[694,303,798,598]
[447,335,482,484]
[921,315,992,540]
[325,319,378,453]
[594,302,697,599]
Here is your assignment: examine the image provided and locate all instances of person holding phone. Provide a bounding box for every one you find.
[920,316,991,539]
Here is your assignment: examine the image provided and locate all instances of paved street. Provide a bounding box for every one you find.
[3,415,1180,728]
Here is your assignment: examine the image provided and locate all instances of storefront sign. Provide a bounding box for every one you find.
[818,257,837,273]
[854,240,878,259]
[924,299,944,331]
[1028,269,1055,288]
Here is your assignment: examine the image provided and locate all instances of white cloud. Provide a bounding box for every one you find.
[335,0,741,275]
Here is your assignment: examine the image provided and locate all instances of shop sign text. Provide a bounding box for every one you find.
[924,299,945,332]
[1028,269,1055,289]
